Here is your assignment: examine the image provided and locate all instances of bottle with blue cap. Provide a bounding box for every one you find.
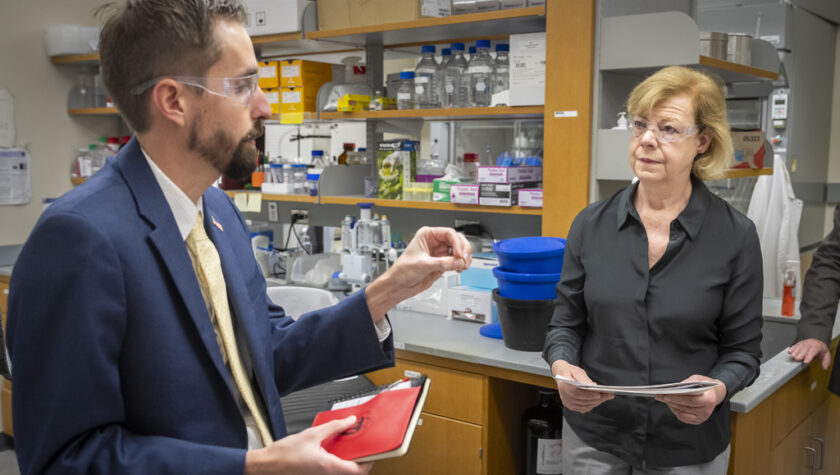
[493,43,510,95]
[397,71,415,110]
[440,47,452,69]
[443,42,469,108]
[414,45,442,109]
[467,40,495,107]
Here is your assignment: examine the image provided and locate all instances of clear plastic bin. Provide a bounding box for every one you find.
[403,182,434,201]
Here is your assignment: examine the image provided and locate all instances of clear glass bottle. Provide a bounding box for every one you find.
[397,71,415,110]
[468,39,495,107]
[493,43,510,95]
[440,48,452,70]
[414,45,442,109]
[291,164,307,194]
[443,42,469,108]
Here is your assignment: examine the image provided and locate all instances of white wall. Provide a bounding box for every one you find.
[0,0,118,246]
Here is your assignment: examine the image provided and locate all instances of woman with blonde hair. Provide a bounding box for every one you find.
[544,66,762,474]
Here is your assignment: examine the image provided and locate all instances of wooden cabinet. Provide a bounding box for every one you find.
[0,275,11,437]
[729,342,837,475]
[366,353,550,475]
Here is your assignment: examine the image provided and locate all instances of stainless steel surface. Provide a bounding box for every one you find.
[700,31,727,59]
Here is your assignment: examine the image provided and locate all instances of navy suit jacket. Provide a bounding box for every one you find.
[7,138,394,474]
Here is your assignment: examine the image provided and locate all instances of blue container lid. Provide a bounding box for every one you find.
[441,48,451,56]
[311,150,324,157]
[469,46,476,54]
[421,45,436,54]
[269,163,282,168]
[399,71,415,79]
[495,43,509,52]
[306,173,320,180]
[358,147,366,152]
[493,267,562,283]
[451,42,465,51]
[492,237,566,260]
[357,202,374,209]
[291,164,307,168]
[476,39,491,49]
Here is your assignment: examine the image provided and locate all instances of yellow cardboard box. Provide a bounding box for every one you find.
[337,94,371,112]
[279,59,332,88]
[258,61,279,89]
[280,86,319,114]
[264,87,280,115]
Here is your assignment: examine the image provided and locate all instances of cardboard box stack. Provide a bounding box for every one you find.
[279,59,333,120]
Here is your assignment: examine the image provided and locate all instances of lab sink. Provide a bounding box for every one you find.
[759,317,798,364]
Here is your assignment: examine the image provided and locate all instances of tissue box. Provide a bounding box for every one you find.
[447,286,494,324]
[433,178,461,202]
[449,184,480,205]
[518,188,543,208]
[479,182,541,207]
[477,166,543,184]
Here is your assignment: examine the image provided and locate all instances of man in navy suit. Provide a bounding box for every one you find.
[7,1,471,473]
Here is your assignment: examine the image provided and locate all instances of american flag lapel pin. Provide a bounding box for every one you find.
[212,216,224,232]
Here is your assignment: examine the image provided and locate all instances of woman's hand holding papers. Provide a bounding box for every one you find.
[655,375,727,425]
[551,360,614,413]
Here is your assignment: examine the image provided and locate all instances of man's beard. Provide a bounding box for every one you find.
[189,117,264,180]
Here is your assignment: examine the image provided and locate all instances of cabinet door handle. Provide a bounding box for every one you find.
[812,437,824,470]
[804,446,817,475]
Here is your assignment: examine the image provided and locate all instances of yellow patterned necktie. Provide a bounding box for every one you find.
[185,212,273,446]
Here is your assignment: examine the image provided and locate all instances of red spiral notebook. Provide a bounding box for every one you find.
[311,375,431,462]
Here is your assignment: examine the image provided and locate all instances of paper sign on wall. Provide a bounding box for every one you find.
[0,148,30,205]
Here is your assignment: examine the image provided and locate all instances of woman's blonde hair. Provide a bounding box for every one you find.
[626,66,733,180]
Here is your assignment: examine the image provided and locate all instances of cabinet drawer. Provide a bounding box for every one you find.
[2,387,12,437]
[370,412,482,475]
[367,360,484,425]
[770,346,836,447]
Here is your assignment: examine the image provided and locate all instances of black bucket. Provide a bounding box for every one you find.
[492,289,555,351]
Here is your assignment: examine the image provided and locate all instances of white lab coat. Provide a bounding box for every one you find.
[746,156,803,298]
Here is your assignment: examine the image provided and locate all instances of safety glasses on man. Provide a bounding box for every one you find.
[129,73,260,106]
[630,116,701,144]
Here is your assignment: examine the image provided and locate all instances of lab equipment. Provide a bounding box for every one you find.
[443,43,469,108]
[397,71,415,110]
[414,45,442,109]
[467,40,495,107]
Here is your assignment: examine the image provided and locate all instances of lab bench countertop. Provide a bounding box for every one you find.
[385,301,840,415]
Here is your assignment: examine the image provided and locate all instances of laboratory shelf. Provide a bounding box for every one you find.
[319,195,543,215]
[599,12,779,82]
[223,190,318,203]
[68,107,121,116]
[306,6,545,48]
[50,53,100,65]
[724,168,773,178]
[320,106,544,121]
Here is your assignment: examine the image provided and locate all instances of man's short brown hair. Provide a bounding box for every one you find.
[97,0,247,132]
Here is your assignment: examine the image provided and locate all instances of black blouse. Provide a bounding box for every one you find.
[543,176,763,468]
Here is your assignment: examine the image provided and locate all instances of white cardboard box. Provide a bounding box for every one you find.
[449,184,480,204]
[510,32,546,106]
[518,188,543,208]
[479,182,541,207]
[446,286,493,324]
[242,0,310,36]
[477,166,543,184]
